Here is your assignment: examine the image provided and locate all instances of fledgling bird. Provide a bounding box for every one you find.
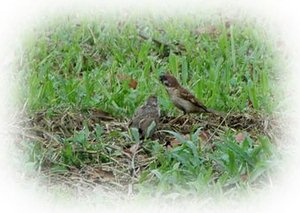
[129,95,160,139]
[159,73,216,115]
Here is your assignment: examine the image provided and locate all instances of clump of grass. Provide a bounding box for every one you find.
[15,13,283,200]
[136,130,279,198]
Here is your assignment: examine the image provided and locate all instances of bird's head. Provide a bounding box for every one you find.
[159,73,180,88]
[146,95,158,106]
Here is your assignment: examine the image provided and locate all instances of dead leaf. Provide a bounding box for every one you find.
[235,132,246,143]
[128,79,138,89]
[165,134,190,149]
[170,138,181,147]
[165,138,180,150]
[116,74,138,89]
[199,130,209,142]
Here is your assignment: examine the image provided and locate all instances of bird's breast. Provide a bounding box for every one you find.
[166,88,198,113]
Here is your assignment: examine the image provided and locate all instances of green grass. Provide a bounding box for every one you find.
[16,14,283,200]
[135,130,279,197]
[18,15,278,116]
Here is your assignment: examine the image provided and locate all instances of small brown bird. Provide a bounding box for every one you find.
[129,95,160,139]
[159,73,215,114]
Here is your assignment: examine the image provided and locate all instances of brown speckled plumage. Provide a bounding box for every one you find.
[159,73,214,114]
[129,95,160,139]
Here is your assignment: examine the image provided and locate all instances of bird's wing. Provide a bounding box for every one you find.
[129,105,144,128]
[139,117,157,137]
[178,87,209,112]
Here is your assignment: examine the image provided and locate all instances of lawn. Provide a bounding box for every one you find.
[16,13,283,201]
